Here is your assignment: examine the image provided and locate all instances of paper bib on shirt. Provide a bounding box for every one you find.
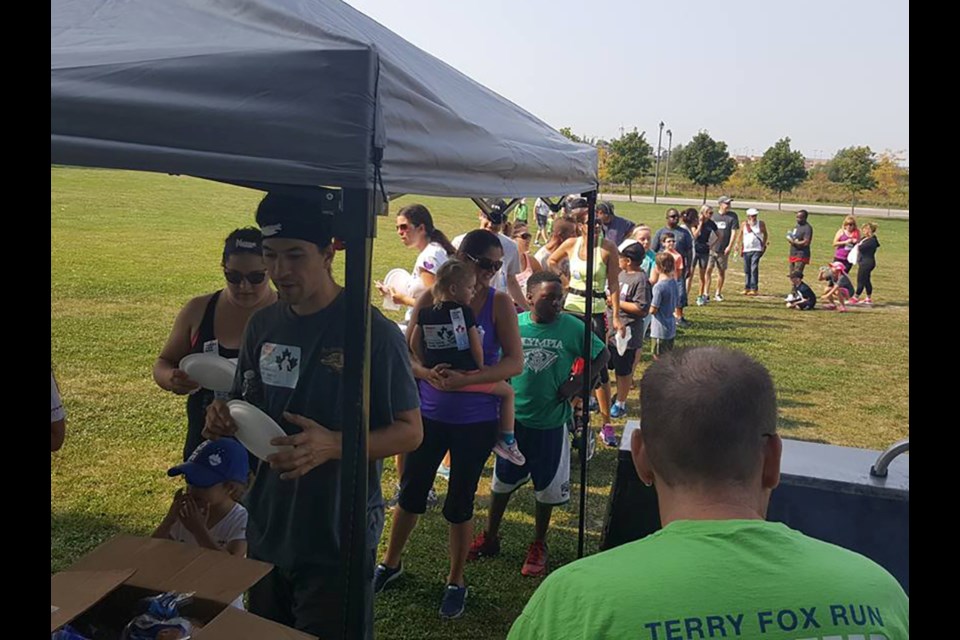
[259,342,302,389]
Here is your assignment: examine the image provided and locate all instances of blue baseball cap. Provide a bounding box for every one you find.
[168,438,250,488]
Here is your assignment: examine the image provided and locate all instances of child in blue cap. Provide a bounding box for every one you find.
[153,438,251,608]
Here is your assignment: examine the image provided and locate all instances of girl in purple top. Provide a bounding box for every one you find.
[375,230,524,619]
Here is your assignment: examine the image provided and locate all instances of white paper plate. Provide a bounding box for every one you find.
[179,353,237,393]
[384,268,413,293]
[226,400,292,462]
[614,325,633,356]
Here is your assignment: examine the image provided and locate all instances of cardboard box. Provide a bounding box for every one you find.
[51,535,316,639]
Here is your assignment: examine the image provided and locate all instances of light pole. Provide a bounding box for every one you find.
[663,129,672,196]
[653,121,664,204]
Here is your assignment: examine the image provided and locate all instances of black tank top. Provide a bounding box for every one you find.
[182,290,240,461]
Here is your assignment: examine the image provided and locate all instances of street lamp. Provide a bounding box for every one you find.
[663,129,672,196]
[653,121,664,204]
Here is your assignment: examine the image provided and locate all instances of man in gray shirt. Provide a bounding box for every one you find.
[204,192,423,639]
[706,196,739,302]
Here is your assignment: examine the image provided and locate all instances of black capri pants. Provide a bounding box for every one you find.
[398,416,498,524]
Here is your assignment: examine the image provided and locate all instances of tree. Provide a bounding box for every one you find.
[677,131,737,203]
[755,137,808,210]
[871,150,908,209]
[607,128,653,201]
[559,127,583,143]
[597,145,611,185]
[828,146,878,213]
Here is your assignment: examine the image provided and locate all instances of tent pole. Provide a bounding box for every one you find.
[577,189,599,558]
[339,187,375,639]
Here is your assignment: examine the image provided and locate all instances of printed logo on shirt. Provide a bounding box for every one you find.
[423,260,435,271]
[522,338,563,373]
[423,323,458,350]
[320,349,344,373]
[203,339,219,354]
[716,221,728,230]
[260,343,302,389]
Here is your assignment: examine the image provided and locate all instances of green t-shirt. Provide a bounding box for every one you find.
[514,202,529,222]
[508,519,909,640]
[512,312,605,429]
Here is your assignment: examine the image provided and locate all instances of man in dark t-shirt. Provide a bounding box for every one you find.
[203,192,422,640]
[706,196,739,302]
[787,209,814,277]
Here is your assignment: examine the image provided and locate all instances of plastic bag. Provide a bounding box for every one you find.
[52,626,91,640]
[120,591,195,640]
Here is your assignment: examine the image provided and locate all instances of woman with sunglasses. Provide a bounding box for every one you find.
[547,198,623,447]
[832,215,860,274]
[512,222,543,294]
[375,229,524,619]
[153,227,276,461]
[377,204,457,326]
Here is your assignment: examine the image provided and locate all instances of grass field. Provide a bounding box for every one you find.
[51,167,908,639]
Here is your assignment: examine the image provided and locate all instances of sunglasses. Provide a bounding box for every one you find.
[515,232,532,240]
[465,254,504,272]
[224,270,267,285]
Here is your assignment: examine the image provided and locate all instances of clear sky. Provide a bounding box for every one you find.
[345,0,908,164]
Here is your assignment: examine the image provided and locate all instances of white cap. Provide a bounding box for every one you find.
[746,208,760,217]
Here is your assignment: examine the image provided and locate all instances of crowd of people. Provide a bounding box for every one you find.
[53,191,898,638]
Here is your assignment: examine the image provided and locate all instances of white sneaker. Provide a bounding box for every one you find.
[494,439,526,466]
[714,293,724,302]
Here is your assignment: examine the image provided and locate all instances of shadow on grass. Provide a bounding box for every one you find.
[778,415,819,431]
[51,511,129,572]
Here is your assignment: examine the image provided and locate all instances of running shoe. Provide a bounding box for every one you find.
[493,439,526,466]
[521,540,548,577]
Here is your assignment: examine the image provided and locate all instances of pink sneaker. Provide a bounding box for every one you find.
[848,297,860,305]
[494,438,526,466]
[822,303,836,310]
[862,297,873,305]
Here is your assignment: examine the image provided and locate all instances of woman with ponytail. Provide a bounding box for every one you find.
[378,204,456,326]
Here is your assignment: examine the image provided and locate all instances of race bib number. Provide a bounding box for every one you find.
[449,308,471,351]
[260,342,302,389]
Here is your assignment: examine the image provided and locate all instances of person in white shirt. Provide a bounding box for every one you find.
[377,203,456,325]
[452,200,529,310]
[154,438,251,609]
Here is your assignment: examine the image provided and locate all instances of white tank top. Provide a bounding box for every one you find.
[742,221,764,253]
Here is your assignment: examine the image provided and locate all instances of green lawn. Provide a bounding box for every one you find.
[51,167,908,639]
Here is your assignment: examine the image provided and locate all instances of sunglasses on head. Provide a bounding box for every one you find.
[224,270,267,285]
[465,254,504,272]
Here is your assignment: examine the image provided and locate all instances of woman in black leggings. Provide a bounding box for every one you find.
[852,222,880,305]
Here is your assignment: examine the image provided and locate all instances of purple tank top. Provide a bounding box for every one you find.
[835,230,856,261]
[419,287,500,423]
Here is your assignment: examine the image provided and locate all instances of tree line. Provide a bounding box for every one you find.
[558,128,908,212]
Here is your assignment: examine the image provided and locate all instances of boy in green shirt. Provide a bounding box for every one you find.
[508,347,908,640]
[467,271,607,578]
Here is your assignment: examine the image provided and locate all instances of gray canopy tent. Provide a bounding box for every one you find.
[52,0,598,636]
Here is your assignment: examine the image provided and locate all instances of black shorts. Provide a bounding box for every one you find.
[492,421,571,505]
[608,346,638,377]
[569,312,609,384]
[536,213,548,228]
[398,416,497,524]
[693,251,710,269]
